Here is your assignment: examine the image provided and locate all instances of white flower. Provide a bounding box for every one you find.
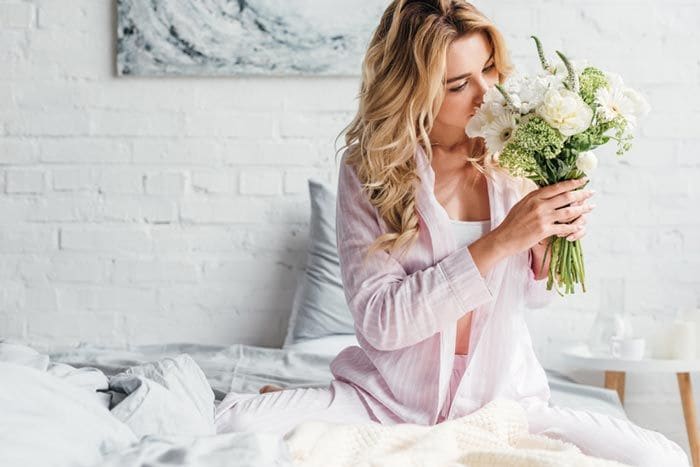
[605,71,625,88]
[465,89,510,138]
[595,73,631,122]
[516,75,556,113]
[594,75,649,130]
[623,87,651,120]
[595,71,650,131]
[482,112,518,154]
[595,86,629,123]
[483,84,507,106]
[536,88,593,136]
[576,151,598,173]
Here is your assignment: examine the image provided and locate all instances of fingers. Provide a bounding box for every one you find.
[536,177,588,200]
[565,224,586,241]
[547,188,595,211]
[555,213,587,239]
[553,212,588,240]
[553,200,595,224]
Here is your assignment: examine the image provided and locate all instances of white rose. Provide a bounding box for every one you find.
[536,88,593,136]
[576,151,598,172]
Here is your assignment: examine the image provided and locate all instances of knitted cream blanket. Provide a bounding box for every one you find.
[284,398,631,467]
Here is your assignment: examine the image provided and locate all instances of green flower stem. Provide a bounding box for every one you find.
[572,241,579,284]
[574,240,587,292]
[540,235,553,273]
[562,239,570,292]
[545,236,587,294]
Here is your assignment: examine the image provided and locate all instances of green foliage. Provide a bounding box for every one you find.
[511,116,567,160]
[579,67,608,106]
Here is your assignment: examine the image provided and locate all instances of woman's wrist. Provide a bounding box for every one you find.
[485,226,515,259]
[468,228,512,278]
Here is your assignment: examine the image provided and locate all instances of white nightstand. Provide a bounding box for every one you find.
[562,344,700,467]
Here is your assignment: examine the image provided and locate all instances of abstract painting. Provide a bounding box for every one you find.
[116,0,388,77]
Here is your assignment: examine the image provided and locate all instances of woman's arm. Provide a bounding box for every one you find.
[336,156,503,351]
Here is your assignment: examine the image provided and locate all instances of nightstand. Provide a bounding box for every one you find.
[562,344,700,467]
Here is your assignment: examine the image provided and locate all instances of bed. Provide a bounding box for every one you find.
[0,335,628,467]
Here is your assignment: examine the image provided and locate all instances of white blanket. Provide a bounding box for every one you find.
[0,341,292,467]
[284,398,632,467]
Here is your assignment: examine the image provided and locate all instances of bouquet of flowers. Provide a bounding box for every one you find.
[466,36,650,295]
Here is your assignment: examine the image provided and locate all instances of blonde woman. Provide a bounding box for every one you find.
[215,1,689,465]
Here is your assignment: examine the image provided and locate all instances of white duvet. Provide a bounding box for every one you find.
[0,341,292,467]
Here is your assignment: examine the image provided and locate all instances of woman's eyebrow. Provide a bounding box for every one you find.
[445,51,495,84]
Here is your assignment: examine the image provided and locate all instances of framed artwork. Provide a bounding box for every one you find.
[116,0,387,77]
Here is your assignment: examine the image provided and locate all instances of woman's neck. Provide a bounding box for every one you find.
[428,123,471,153]
[429,140,477,175]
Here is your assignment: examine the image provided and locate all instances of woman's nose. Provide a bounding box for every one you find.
[473,76,489,95]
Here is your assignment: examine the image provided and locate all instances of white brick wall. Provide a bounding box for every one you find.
[1,0,698,455]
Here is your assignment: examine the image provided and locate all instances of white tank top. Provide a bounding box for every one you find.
[448,218,491,247]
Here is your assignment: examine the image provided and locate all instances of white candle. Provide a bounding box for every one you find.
[679,307,700,356]
[670,321,697,360]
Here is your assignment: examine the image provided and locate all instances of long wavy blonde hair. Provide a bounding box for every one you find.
[335,0,515,264]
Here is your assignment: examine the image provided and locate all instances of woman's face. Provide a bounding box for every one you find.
[436,31,499,135]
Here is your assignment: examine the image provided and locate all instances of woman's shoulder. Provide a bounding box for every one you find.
[337,145,361,191]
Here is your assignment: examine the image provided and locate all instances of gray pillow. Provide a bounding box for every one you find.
[283,178,355,346]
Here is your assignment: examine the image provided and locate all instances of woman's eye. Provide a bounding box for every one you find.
[449,64,495,92]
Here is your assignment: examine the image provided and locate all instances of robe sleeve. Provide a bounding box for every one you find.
[336,155,494,351]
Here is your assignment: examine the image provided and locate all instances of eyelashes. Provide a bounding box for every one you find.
[450,63,496,92]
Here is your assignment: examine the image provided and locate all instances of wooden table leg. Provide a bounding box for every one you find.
[678,372,699,467]
[604,370,626,405]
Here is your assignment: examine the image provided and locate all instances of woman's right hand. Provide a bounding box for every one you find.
[494,177,596,256]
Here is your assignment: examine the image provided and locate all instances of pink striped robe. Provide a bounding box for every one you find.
[329,143,559,426]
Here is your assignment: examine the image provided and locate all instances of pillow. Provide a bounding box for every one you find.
[283,178,356,346]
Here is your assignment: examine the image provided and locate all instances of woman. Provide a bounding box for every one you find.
[215,1,689,465]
